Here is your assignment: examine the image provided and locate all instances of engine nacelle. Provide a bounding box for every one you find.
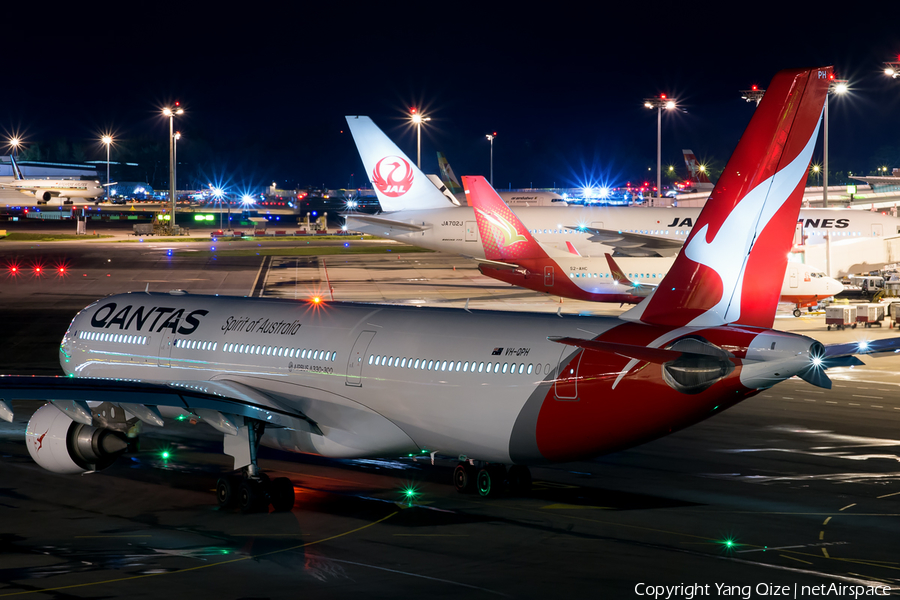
[34,190,52,202]
[26,403,128,474]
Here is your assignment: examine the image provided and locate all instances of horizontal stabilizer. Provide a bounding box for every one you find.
[824,337,900,358]
[343,214,431,232]
[548,336,686,364]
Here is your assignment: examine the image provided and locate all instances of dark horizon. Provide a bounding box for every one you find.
[4,6,899,193]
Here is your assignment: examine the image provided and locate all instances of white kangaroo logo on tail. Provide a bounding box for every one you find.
[683,114,822,327]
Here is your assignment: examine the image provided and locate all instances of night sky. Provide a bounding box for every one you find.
[5,5,900,193]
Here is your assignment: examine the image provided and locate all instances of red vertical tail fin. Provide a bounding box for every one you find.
[463,175,548,261]
[682,150,712,185]
[625,67,832,329]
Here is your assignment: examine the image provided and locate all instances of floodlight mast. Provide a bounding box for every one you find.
[740,85,766,106]
[101,135,113,201]
[163,104,184,234]
[823,78,848,208]
[643,95,676,201]
[485,133,496,186]
[410,108,431,169]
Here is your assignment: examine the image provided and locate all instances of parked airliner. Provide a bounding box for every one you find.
[0,155,105,205]
[344,117,900,258]
[3,67,897,515]
[465,175,843,315]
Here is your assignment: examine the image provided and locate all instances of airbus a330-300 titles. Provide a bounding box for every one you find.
[3,66,899,516]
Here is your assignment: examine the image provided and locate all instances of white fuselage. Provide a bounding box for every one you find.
[62,293,614,464]
[3,179,104,201]
[549,256,841,301]
[346,207,900,258]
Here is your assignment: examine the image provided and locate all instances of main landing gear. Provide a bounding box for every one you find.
[216,419,295,513]
[453,461,532,498]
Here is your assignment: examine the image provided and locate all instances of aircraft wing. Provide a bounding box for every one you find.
[343,213,432,232]
[461,255,522,271]
[571,226,683,257]
[0,182,53,194]
[0,375,320,434]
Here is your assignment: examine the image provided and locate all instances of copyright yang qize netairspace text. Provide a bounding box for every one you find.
[634,583,891,599]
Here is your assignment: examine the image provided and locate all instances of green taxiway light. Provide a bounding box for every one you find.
[161,451,170,460]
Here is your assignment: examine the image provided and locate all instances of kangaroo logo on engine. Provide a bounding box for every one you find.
[90,303,208,335]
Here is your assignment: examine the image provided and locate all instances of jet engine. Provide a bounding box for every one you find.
[34,190,52,202]
[661,337,735,395]
[26,403,128,474]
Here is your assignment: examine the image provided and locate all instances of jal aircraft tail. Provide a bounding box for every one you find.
[682,149,712,187]
[437,152,464,195]
[625,67,832,329]
[9,154,24,180]
[463,175,549,262]
[345,116,455,212]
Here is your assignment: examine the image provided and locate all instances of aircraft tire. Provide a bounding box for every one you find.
[793,309,802,317]
[453,462,477,494]
[238,479,266,513]
[476,465,506,498]
[216,477,237,508]
[270,477,295,512]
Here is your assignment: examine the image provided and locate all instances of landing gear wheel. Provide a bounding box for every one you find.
[238,479,266,513]
[793,308,802,317]
[270,477,295,512]
[216,477,237,508]
[477,465,506,498]
[453,463,477,494]
[507,465,532,495]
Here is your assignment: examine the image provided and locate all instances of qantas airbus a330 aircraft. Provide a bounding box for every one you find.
[3,67,897,514]
[464,174,843,315]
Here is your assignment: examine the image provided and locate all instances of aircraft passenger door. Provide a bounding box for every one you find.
[544,266,554,287]
[554,346,582,401]
[346,330,376,387]
[793,222,804,246]
[465,221,478,242]
[872,223,883,237]
[789,266,798,289]
[157,332,176,367]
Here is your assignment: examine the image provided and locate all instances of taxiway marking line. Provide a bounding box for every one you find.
[0,511,399,597]
[822,548,830,558]
[826,401,838,404]
[781,555,812,565]
[74,535,152,539]
[819,531,825,540]
[823,517,832,525]
[393,534,470,537]
[853,395,883,399]
[840,504,857,511]
[877,491,900,499]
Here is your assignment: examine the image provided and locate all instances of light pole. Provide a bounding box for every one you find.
[101,135,113,201]
[8,137,20,159]
[485,132,496,186]
[173,131,181,210]
[823,78,848,207]
[212,187,224,230]
[410,107,430,169]
[643,94,676,200]
[163,103,184,233]
[740,85,766,106]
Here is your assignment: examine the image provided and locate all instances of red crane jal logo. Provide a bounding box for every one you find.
[372,156,414,197]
